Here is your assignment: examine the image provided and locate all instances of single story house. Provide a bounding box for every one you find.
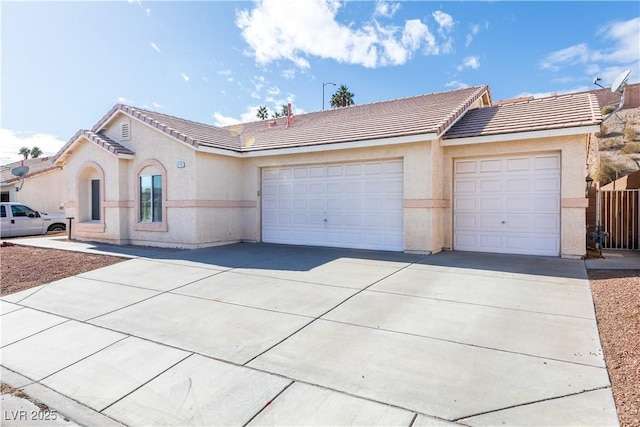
[0,157,66,214]
[53,85,601,258]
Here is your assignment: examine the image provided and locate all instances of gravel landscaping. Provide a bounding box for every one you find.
[0,242,638,425]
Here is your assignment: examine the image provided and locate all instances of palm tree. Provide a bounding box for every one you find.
[19,147,30,160]
[30,147,43,158]
[280,104,289,116]
[330,85,355,108]
[256,106,269,120]
[271,111,282,119]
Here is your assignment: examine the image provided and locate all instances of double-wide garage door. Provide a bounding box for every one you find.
[262,160,403,251]
[454,153,561,256]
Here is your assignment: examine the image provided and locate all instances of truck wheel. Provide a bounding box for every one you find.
[48,224,66,233]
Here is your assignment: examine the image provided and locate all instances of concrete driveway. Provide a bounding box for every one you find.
[1,242,618,426]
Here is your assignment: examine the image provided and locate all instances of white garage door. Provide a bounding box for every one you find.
[262,160,403,251]
[453,153,560,256]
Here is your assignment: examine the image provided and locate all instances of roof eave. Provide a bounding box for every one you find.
[441,124,601,146]
[241,132,437,158]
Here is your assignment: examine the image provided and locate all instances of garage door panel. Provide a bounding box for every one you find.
[455,198,476,211]
[480,159,502,173]
[535,156,560,170]
[480,198,502,211]
[385,160,403,174]
[455,180,476,193]
[454,153,560,256]
[535,177,560,192]
[506,198,530,212]
[506,158,529,171]
[506,178,529,192]
[309,183,325,194]
[480,179,502,192]
[262,160,403,251]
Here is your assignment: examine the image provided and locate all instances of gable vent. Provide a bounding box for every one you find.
[121,122,130,140]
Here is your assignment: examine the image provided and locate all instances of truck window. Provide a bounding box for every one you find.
[11,205,38,217]
[1,205,5,218]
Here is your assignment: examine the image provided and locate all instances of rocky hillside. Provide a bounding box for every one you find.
[590,107,640,184]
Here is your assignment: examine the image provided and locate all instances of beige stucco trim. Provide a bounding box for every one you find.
[166,200,257,208]
[561,198,589,208]
[103,201,135,208]
[75,222,106,233]
[404,199,451,208]
[441,125,600,146]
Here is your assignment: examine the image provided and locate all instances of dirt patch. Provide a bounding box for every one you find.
[0,243,126,296]
[589,269,640,427]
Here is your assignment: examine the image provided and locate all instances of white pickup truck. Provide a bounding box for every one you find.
[0,202,67,238]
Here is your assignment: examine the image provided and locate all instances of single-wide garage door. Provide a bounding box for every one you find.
[453,153,560,256]
[262,160,403,251]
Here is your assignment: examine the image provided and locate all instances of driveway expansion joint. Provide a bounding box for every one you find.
[453,385,614,422]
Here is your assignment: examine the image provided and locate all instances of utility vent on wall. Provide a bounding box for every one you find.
[121,122,130,140]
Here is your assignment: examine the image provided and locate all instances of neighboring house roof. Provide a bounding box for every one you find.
[0,157,62,184]
[575,82,639,110]
[443,92,602,140]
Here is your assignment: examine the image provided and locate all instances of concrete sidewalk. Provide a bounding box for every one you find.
[585,250,640,270]
[1,239,619,426]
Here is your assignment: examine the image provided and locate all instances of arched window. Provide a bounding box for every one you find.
[135,160,167,231]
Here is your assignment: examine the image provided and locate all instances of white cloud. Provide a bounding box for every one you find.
[181,72,190,82]
[150,42,161,53]
[267,86,281,96]
[432,11,454,54]
[445,80,470,90]
[374,1,401,18]
[433,11,454,33]
[236,0,452,69]
[0,129,67,165]
[151,102,165,109]
[597,17,640,65]
[145,8,151,16]
[116,96,134,104]
[540,43,590,71]
[456,56,480,71]
[212,112,241,127]
[218,69,233,76]
[540,16,639,80]
[466,21,488,47]
[281,68,296,79]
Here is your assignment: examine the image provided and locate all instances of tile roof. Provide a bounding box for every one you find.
[53,130,134,163]
[88,86,489,154]
[1,157,61,184]
[577,82,639,110]
[443,92,602,140]
[229,86,489,152]
[92,105,238,151]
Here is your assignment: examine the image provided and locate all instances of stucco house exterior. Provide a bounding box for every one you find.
[53,85,601,258]
[0,157,66,214]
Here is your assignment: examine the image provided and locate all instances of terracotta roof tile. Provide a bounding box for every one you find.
[52,130,135,164]
[231,86,489,152]
[87,86,489,154]
[443,92,602,139]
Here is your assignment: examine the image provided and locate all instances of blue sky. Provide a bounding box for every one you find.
[1,0,638,164]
